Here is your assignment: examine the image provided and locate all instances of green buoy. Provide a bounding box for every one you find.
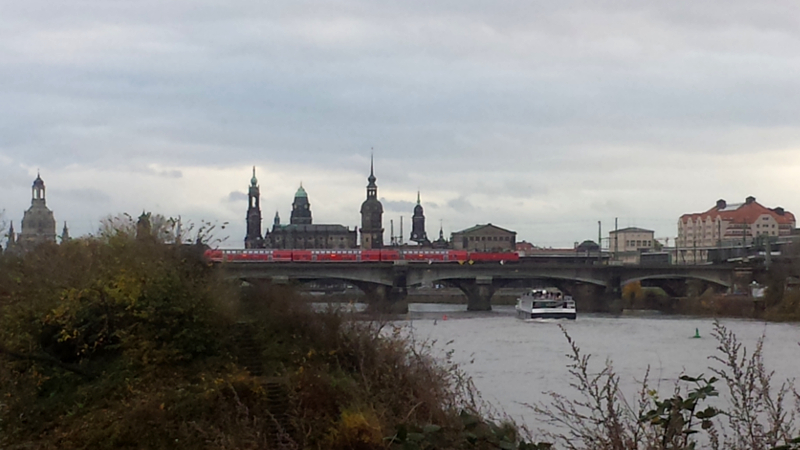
[692,328,701,339]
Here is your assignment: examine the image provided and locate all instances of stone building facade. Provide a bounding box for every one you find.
[609,227,655,264]
[677,196,795,264]
[268,224,357,249]
[451,224,516,252]
[242,167,357,249]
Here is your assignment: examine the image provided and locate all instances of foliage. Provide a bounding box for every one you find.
[621,281,644,303]
[0,216,531,450]
[709,322,796,450]
[533,322,800,450]
[640,375,720,449]
[386,410,549,450]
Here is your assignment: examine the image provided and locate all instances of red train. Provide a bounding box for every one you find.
[203,248,519,264]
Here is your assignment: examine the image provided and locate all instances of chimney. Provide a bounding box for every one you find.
[745,196,756,204]
[716,199,726,209]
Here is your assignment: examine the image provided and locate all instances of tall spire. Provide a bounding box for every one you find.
[368,152,376,185]
[7,221,15,245]
[245,168,264,248]
[417,190,421,205]
[61,221,70,242]
[360,151,384,249]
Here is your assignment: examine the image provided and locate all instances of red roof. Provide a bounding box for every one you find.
[680,197,795,225]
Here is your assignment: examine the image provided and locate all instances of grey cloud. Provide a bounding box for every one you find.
[447,196,476,213]
[227,191,248,202]
[2,1,800,245]
[56,188,111,204]
[380,198,415,212]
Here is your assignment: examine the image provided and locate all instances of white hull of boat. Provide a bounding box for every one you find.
[515,308,576,320]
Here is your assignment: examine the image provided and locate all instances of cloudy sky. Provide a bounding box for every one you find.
[2,1,800,248]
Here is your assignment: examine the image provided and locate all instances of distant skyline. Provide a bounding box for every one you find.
[2,1,800,247]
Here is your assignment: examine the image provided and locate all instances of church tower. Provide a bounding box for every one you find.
[359,156,384,249]
[61,222,70,243]
[410,191,429,245]
[244,167,264,249]
[19,173,56,249]
[5,221,17,253]
[290,183,312,225]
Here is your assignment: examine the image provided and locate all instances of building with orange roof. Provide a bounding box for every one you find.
[677,196,795,263]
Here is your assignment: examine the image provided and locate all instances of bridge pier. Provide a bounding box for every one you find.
[453,276,496,311]
[352,282,409,314]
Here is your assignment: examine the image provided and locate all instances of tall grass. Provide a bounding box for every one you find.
[533,322,800,450]
[0,227,536,449]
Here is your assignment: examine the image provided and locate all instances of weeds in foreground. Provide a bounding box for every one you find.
[533,322,800,450]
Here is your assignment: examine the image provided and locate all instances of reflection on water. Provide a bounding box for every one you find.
[396,304,800,435]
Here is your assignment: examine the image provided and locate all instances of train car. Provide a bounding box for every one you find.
[311,249,360,262]
[380,249,401,261]
[361,250,382,262]
[399,249,469,262]
[292,250,313,262]
[400,249,444,261]
[204,249,224,262]
[446,250,469,262]
[204,248,519,264]
[243,249,272,261]
[272,250,293,262]
[468,252,520,263]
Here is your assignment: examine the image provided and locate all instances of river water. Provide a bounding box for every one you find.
[397,303,800,436]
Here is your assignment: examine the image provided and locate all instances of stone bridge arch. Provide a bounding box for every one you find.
[413,270,610,311]
[621,274,731,297]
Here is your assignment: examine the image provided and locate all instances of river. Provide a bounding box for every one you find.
[397,303,800,437]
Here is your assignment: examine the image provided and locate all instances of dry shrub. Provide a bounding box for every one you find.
[1,232,524,450]
[533,322,800,450]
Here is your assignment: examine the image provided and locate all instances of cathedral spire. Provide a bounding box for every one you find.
[7,221,15,246]
[410,190,428,245]
[61,221,70,242]
[368,152,376,185]
[245,167,264,248]
[360,154,384,249]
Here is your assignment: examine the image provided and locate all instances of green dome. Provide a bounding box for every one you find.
[250,166,258,186]
[295,184,307,198]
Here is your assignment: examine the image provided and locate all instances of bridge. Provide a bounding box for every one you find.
[220,261,739,312]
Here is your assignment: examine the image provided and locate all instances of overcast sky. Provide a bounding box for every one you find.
[2,1,800,248]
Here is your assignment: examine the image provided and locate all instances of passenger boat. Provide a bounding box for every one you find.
[515,289,576,320]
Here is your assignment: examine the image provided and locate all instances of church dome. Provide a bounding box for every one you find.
[33,174,44,188]
[295,184,308,198]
